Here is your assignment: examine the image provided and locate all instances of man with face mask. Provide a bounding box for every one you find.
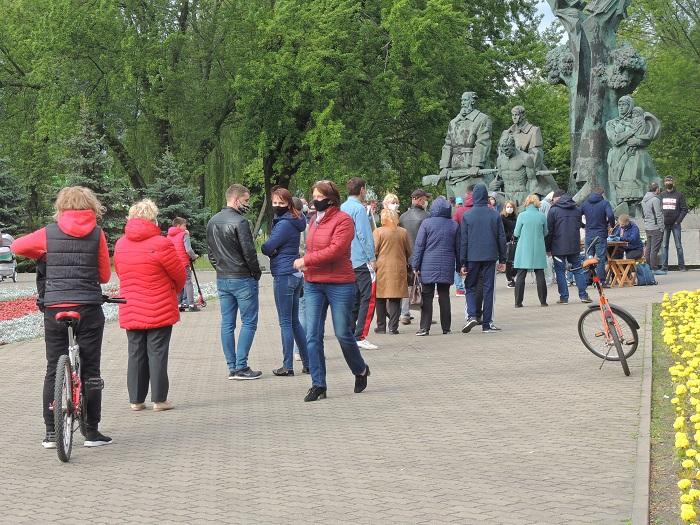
[207,184,263,380]
[399,189,430,323]
[659,176,689,271]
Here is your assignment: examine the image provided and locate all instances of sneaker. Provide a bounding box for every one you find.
[294,353,302,362]
[188,305,200,312]
[506,281,515,288]
[653,269,667,276]
[415,329,429,336]
[130,403,145,411]
[272,367,294,376]
[234,367,263,380]
[42,432,57,449]
[462,318,479,334]
[482,323,502,333]
[354,365,370,393]
[400,316,411,325]
[153,401,174,412]
[455,289,466,297]
[580,296,592,304]
[557,298,569,304]
[228,370,237,380]
[84,430,113,447]
[178,304,187,312]
[357,339,378,350]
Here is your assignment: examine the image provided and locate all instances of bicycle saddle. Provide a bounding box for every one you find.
[55,311,81,322]
[582,258,599,268]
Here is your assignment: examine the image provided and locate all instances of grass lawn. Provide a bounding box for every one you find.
[650,303,678,524]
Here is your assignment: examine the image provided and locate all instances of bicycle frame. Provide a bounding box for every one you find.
[66,324,82,415]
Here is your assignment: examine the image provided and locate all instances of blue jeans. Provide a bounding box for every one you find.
[217,277,259,371]
[273,274,308,369]
[294,293,307,354]
[454,271,465,291]
[585,235,607,283]
[304,281,366,388]
[553,254,588,300]
[661,224,685,270]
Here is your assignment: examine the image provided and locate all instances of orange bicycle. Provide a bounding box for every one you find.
[577,238,639,376]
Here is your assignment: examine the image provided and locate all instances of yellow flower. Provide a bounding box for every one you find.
[681,503,697,522]
[682,494,695,504]
[685,459,696,469]
[678,417,689,430]
[689,449,699,458]
[680,478,693,490]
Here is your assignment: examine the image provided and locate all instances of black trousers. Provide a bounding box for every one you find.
[126,326,173,403]
[43,305,105,431]
[505,262,516,283]
[420,283,451,332]
[351,266,374,339]
[375,298,401,332]
[514,269,547,306]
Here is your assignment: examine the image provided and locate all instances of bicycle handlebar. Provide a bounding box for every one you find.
[102,295,126,304]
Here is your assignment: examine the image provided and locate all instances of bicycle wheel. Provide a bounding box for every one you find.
[78,385,88,438]
[54,355,74,462]
[608,317,631,376]
[578,306,639,361]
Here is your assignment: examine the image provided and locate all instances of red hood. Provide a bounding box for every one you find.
[464,193,474,211]
[167,226,184,238]
[125,218,163,242]
[57,210,98,237]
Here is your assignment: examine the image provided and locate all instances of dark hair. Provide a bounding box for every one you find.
[271,186,299,218]
[346,177,366,196]
[172,217,187,227]
[649,182,659,192]
[292,197,303,211]
[592,186,604,195]
[226,183,249,201]
[311,180,341,207]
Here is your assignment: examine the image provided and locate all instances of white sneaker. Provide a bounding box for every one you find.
[294,353,302,362]
[357,339,378,350]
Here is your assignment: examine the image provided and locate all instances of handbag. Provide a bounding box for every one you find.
[409,272,422,309]
[506,239,517,263]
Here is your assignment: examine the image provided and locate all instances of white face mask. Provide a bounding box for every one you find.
[388,203,399,211]
[505,207,514,213]
[302,204,309,213]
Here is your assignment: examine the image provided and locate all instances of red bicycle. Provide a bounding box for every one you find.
[577,238,639,376]
[53,295,125,462]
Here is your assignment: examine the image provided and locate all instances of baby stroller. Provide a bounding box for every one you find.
[0,233,17,283]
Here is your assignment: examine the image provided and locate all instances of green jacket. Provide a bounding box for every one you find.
[513,205,548,270]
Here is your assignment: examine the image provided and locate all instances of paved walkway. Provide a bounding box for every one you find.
[1,270,696,524]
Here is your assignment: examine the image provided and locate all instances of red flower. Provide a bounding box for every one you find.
[0,298,38,321]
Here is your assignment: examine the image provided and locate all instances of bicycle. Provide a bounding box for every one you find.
[577,237,639,376]
[53,295,126,462]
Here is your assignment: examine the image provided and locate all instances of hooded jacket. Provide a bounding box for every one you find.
[114,218,187,330]
[167,227,191,269]
[261,211,307,276]
[460,184,506,265]
[640,191,663,231]
[11,210,111,308]
[411,197,460,284]
[581,192,615,238]
[546,194,584,256]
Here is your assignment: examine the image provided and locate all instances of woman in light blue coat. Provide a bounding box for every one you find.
[513,194,548,307]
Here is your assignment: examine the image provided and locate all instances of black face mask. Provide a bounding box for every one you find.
[313,198,331,212]
[272,205,288,217]
[665,183,673,190]
[237,202,250,214]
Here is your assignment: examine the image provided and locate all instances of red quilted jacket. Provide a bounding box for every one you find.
[303,206,356,284]
[114,219,187,330]
[167,227,190,269]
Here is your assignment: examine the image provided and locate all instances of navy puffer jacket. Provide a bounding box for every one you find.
[411,197,460,284]
[261,212,307,276]
[546,194,584,256]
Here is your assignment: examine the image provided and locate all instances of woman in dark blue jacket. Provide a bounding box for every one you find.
[261,186,309,375]
[411,196,460,336]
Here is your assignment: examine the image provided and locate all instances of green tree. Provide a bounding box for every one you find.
[0,158,27,236]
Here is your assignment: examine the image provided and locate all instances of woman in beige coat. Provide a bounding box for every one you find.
[373,209,412,334]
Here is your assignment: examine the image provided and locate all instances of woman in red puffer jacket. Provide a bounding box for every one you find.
[114,199,186,412]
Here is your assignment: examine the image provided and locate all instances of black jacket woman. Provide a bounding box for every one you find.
[500,200,518,288]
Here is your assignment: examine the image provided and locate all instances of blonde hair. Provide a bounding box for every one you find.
[523,194,541,208]
[128,199,159,221]
[618,213,630,225]
[380,208,399,227]
[382,192,399,206]
[53,186,104,220]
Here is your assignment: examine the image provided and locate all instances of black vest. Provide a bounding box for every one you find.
[43,223,103,306]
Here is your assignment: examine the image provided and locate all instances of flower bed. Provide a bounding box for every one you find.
[0,282,218,346]
[661,290,700,523]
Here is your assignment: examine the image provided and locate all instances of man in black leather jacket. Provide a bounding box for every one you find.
[398,189,430,324]
[207,184,263,380]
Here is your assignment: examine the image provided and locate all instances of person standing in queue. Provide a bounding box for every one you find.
[294,181,370,402]
[398,189,430,325]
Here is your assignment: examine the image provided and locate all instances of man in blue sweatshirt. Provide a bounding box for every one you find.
[460,184,506,333]
[341,177,378,350]
[581,187,616,285]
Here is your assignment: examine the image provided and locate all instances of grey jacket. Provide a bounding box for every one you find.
[641,192,663,231]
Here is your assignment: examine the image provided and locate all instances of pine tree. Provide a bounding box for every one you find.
[62,101,133,248]
[144,149,209,253]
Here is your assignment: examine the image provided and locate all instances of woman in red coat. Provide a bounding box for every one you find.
[114,199,186,412]
[293,181,370,401]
